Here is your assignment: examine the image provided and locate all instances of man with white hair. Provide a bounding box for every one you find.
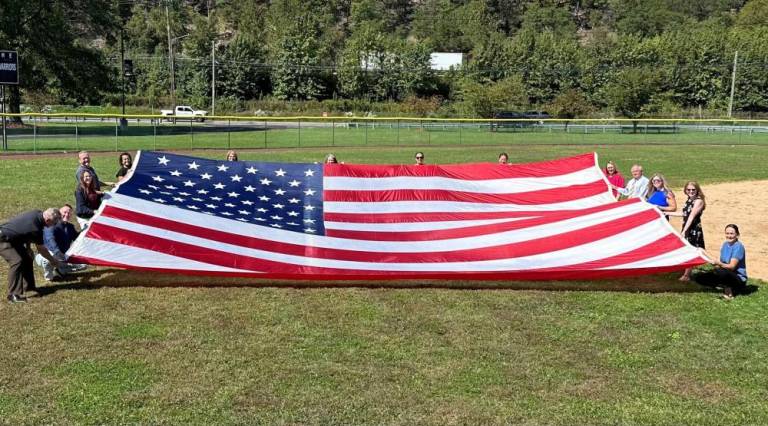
[35,204,87,281]
[0,208,63,303]
[615,164,650,200]
[75,151,113,191]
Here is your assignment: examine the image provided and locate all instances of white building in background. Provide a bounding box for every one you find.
[430,53,463,71]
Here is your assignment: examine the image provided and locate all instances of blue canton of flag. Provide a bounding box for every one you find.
[116,151,326,235]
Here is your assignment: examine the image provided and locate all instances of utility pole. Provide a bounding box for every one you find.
[728,51,738,118]
[120,29,128,129]
[1,85,6,151]
[165,2,175,108]
[211,40,216,117]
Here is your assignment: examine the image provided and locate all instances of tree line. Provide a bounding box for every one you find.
[2,0,768,118]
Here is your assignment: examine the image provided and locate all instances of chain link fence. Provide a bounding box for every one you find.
[2,115,768,153]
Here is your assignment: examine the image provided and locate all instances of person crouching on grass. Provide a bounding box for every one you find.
[695,224,747,300]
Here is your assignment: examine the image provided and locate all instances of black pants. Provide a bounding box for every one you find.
[694,268,746,294]
[0,241,36,297]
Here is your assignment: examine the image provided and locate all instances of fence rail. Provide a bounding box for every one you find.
[3,114,768,153]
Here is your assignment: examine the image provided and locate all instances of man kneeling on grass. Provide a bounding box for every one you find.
[35,204,88,281]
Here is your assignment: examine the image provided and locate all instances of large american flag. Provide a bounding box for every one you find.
[66,151,706,280]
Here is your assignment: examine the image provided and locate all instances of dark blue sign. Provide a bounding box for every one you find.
[0,51,19,84]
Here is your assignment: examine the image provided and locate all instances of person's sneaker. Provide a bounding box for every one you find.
[7,294,27,303]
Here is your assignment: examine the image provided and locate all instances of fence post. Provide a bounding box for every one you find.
[189,120,193,149]
[227,119,231,149]
[459,120,462,144]
[364,120,368,145]
[397,119,400,145]
[332,119,335,147]
[114,117,118,151]
[298,118,301,148]
[263,119,267,148]
[153,119,157,151]
[33,115,37,153]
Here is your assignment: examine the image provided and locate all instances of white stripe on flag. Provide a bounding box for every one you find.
[324,168,601,193]
[600,246,700,270]
[68,237,251,273]
[323,193,616,214]
[324,217,536,231]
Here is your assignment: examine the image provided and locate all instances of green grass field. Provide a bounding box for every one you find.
[4,119,768,153]
[1,141,767,424]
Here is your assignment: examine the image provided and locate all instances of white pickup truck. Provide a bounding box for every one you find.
[160,106,208,122]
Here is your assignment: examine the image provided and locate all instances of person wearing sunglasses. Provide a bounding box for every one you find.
[646,173,677,215]
[414,152,425,165]
[666,181,706,281]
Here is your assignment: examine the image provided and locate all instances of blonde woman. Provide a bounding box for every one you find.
[666,181,706,280]
[646,173,676,214]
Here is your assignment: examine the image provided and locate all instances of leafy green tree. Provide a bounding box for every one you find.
[727,25,768,112]
[217,36,270,101]
[654,20,729,108]
[467,31,516,82]
[483,0,527,35]
[398,43,438,98]
[411,0,473,51]
[610,0,686,36]
[520,3,577,38]
[509,29,585,104]
[735,0,768,27]
[604,66,663,129]
[547,88,596,118]
[270,17,326,100]
[458,75,528,117]
[0,0,119,117]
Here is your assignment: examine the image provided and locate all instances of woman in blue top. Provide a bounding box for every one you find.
[695,224,747,300]
[645,173,677,215]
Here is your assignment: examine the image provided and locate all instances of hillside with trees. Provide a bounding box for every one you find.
[2,0,768,117]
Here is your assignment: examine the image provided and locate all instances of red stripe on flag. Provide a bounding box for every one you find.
[324,153,598,179]
[324,198,643,224]
[323,181,608,204]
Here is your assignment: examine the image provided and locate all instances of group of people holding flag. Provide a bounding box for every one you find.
[0,149,750,303]
[599,159,747,300]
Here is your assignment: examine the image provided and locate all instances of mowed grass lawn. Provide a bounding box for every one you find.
[1,142,767,424]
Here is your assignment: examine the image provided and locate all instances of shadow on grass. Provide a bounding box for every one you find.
[32,266,761,296]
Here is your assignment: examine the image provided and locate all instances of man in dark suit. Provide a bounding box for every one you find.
[0,208,63,303]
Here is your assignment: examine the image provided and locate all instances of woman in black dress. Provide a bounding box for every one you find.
[667,181,706,281]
